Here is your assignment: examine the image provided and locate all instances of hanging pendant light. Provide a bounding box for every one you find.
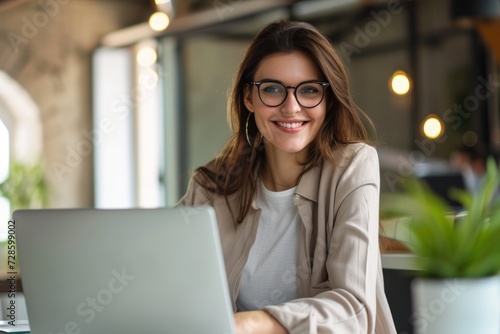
[149,0,174,32]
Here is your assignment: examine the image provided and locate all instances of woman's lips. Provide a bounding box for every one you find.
[276,121,304,129]
[273,121,309,132]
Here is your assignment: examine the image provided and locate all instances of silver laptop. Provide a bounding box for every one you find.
[13,207,236,334]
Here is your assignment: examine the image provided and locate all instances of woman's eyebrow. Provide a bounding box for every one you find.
[254,78,282,82]
[255,78,322,84]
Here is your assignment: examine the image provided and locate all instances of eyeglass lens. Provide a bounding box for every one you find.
[257,81,326,108]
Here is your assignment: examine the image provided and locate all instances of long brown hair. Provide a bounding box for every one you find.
[195,19,374,223]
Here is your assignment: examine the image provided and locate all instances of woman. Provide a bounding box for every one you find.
[178,20,396,334]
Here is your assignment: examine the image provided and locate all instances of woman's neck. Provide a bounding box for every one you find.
[261,147,305,192]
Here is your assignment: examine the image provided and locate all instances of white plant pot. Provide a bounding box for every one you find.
[411,276,500,334]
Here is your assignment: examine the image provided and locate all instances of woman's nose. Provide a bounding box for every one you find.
[280,89,301,114]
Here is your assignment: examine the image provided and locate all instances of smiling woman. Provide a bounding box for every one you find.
[178,19,397,334]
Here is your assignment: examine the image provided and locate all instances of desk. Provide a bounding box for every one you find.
[0,280,22,294]
[0,320,30,333]
[382,252,419,271]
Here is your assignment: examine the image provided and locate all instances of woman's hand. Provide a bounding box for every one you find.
[234,310,287,334]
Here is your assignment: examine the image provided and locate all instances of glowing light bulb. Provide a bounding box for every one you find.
[137,47,157,67]
[422,116,443,139]
[149,12,170,31]
[390,71,411,95]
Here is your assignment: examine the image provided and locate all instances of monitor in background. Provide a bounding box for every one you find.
[418,172,466,211]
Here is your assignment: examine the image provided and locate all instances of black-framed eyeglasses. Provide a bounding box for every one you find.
[249,80,330,108]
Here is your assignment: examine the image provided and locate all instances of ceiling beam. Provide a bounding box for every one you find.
[0,0,32,12]
[101,0,294,48]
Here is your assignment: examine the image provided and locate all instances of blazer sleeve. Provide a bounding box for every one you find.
[263,145,384,334]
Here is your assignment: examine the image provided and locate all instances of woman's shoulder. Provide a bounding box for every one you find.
[308,143,379,192]
[177,172,209,207]
[178,159,243,206]
[330,142,378,166]
[306,143,378,178]
[312,143,377,179]
[177,161,220,206]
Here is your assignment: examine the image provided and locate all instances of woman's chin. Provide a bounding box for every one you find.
[265,142,310,156]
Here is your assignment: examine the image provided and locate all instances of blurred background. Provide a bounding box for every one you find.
[0,0,499,214]
[0,0,499,330]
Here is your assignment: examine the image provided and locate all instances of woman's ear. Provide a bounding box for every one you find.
[244,85,254,113]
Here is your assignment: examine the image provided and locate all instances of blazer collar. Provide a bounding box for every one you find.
[296,163,321,203]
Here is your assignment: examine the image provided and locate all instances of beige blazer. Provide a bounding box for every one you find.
[178,143,397,334]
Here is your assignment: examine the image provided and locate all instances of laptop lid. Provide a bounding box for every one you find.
[13,206,235,334]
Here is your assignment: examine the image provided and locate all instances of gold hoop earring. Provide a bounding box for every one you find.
[245,113,262,148]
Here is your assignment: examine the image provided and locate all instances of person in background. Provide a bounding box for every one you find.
[450,144,487,193]
[178,20,396,333]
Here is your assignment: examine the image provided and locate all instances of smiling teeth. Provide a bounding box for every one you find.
[277,121,304,129]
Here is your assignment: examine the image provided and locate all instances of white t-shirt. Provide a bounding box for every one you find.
[236,181,301,311]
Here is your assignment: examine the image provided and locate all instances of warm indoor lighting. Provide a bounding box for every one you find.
[137,46,157,67]
[390,71,411,95]
[149,11,170,31]
[154,0,174,14]
[422,115,444,139]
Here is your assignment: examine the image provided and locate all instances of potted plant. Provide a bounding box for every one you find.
[0,159,48,210]
[383,157,500,334]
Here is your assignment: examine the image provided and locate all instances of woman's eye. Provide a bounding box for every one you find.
[300,86,319,94]
[262,85,283,94]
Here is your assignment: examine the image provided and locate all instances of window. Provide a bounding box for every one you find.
[0,117,9,241]
[92,42,165,208]
[0,71,43,220]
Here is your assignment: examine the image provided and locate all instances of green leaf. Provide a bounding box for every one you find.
[381,157,500,278]
[0,159,49,211]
